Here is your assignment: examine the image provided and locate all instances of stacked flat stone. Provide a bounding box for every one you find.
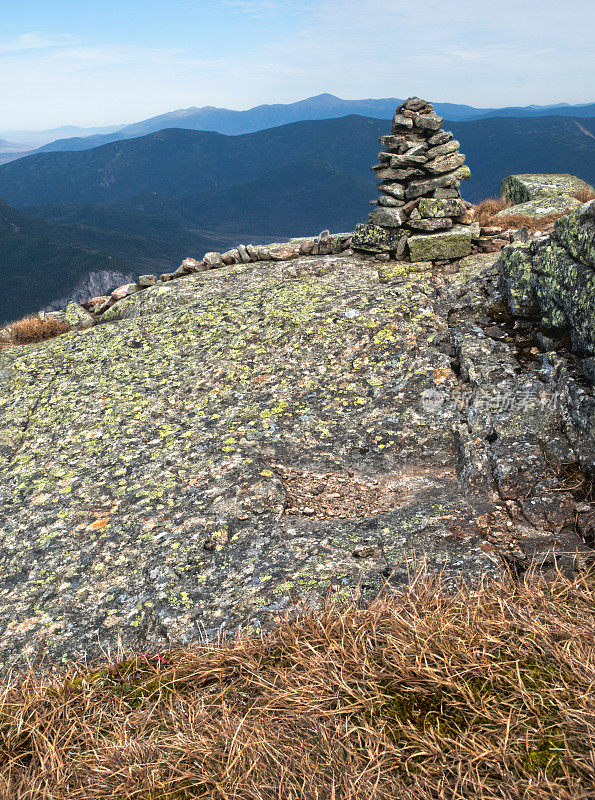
[352,97,476,262]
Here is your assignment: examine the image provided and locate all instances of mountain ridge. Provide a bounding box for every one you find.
[3,94,594,162]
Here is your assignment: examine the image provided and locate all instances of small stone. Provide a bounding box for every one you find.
[391,114,414,130]
[384,166,424,180]
[352,546,377,558]
[160,273,176,282]
[181,257,201,272]
[427,130,453,146]
[406,165,471,199]
[318,230,332,255]
[425,140,460,160]
[378,195,405,208]
[413,112,443,130]
[407,217,453,232]
[378,181,406,200]
[299,239,316,255]
[424,152,466,175]
[269,245,298,261]
[203,252,224,269]
[379,135,428,154]
[369,207,409,228]
[433,188,460,199]
[389,153,428,167]
[111,283,138,301]
[85,295,109,310]
[138,275,157,287]
[398,97,429,113]
[418,198,464,218]
[237,244,251,263]
[373,166,423,181]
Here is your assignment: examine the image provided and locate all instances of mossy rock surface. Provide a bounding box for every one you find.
[0,250,588,670]
[351,223,403,253]
[500,174,594,205]
[407,225,473,261]
[554,200,595,268]
[497,196,581,219]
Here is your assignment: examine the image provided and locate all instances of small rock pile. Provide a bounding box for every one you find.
[352,97,478,262]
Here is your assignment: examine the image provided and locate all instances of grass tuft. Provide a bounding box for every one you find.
[571,188,595,203]
[0,570,594,798]
[0,316,70,350]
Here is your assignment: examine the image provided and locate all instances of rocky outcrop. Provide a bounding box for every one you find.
[0,245,592,670]
[499,200,595,358]
[351,97,477,262]
[496,195,582,219]
[501,174,594,205]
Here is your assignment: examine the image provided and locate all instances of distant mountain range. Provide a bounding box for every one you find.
[0,124,124,148]
[1,94,594,164]
[0,111,593,324]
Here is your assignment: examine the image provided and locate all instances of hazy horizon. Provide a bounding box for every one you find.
[1,0,594,130]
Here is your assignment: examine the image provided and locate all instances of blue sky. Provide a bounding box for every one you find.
[1,0,594,129]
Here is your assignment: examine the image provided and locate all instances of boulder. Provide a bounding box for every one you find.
[499,204,595,355]
[496,196,581,219]
[554,200,595,268]
[501,174,594,204]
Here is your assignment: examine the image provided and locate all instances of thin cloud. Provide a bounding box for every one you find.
[0,32,74,54]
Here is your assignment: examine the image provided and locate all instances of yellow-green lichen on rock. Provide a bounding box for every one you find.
[498,201,595,356]
[501,174,594,205]
[0,247,591,671]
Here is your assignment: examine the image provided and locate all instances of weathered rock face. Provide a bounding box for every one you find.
[352,97,475,262]
[496,196,582,219]
[501,174,594,205]
[499,200,595,357]
[1,250,592,670]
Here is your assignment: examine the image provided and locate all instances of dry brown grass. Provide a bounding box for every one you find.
[0,316,70,350]
[0,570,594,799]
[572,189,595,203]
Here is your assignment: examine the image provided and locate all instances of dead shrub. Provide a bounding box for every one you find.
[0,569,594,799]
[474,196,512,226]
[473,196,574,233]
[0,316,70,350]
[572,188,595,203]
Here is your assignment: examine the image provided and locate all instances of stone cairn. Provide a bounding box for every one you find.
[352,96,477,262]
